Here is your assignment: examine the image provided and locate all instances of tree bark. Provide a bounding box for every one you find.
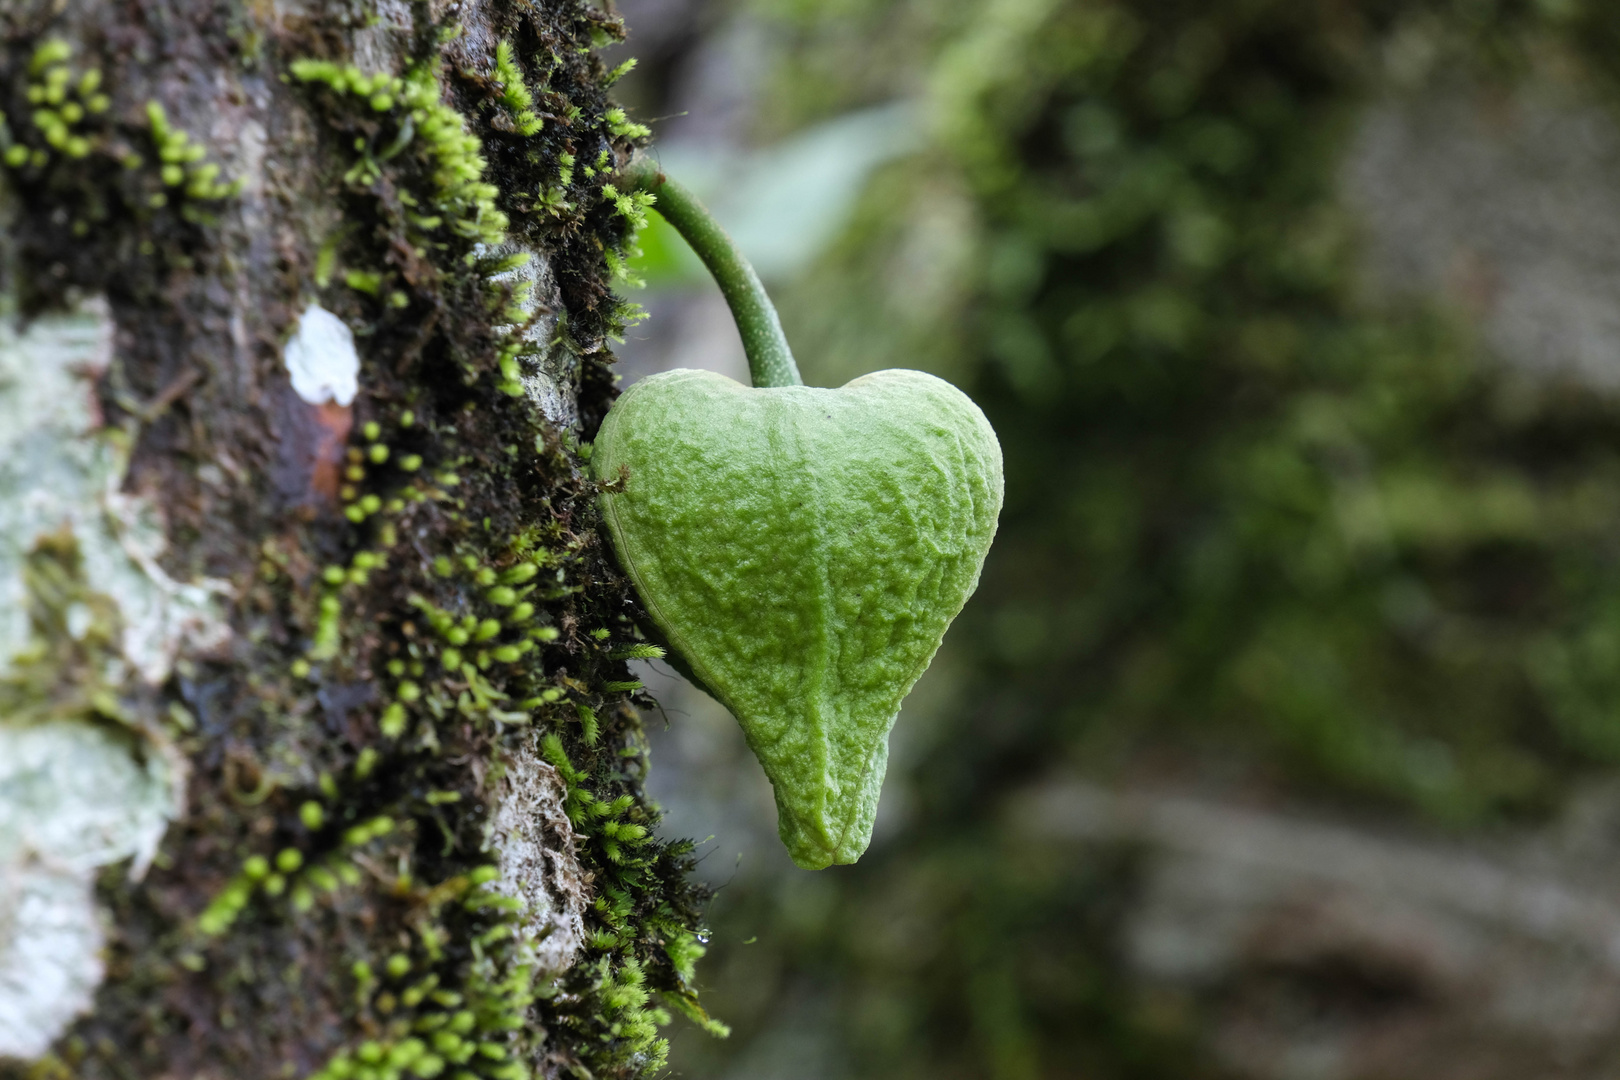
[0,2,707,1078]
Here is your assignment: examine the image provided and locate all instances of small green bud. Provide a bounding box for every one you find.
[400,410,415,427]
[275,848,303,873]
[368,444,390,464]
[474,618,502,642]
[30,38,71,71]
[433,555,454,577]
[397,681,421,702]
[441,648,462,669]
[499,563,538,585]
[401,454,423,471]
[487,586,517,606]
[242,855,270,880]
[263,873,286,896]
[380,703,407,737]
[386,953,411,978]
[299,801,325,829]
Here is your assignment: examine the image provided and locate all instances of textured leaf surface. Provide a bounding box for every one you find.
[595,368,1002,868]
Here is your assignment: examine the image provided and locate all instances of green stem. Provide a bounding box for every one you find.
[622,154,803,389]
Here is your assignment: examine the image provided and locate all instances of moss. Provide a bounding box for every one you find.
[0,37,239,279]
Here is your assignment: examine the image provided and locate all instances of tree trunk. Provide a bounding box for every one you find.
[0,3,707,1078]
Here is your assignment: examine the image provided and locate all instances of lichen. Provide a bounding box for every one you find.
[0,296,228,681]
[486,739,588,978]
[0,289,209,1059]
[0,720,178,1059]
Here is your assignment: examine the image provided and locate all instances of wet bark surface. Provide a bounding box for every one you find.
[0,1,708,1077]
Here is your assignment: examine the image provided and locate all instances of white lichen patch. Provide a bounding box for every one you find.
[284,303,360,407]
[0,293,214,1060]
[0,297,228,684]
[487,738,590,978]
[0,864,101,1061]
[0,298,115,664]
[0,721,178,1059]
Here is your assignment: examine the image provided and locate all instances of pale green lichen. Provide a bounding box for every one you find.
[0,186,217,1058]
[0,294,228,684]
[0,720,178,1058]
[484,737,589,975]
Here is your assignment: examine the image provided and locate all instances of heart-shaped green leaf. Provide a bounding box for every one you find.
[594,367,1003,869]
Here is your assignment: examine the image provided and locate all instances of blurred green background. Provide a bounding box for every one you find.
[607,1,1620,1077]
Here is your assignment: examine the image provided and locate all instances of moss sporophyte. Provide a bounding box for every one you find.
[595,156,1004,870]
